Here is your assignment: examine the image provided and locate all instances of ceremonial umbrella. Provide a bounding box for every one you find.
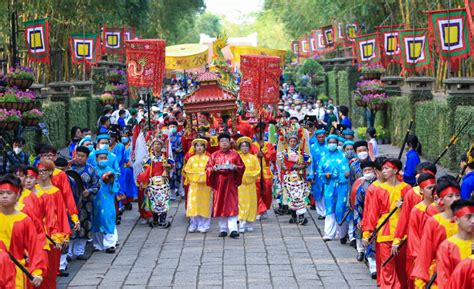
[166,44,209,92]
[230,46,287,67]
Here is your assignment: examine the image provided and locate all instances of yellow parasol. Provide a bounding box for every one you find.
[230,46,287,67]
[165,44,209,70]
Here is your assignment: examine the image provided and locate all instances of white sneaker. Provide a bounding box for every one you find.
[256,215,261,221]
[198,228,208,233]
[246,226,253,232]
[188,226,197,233]
[139,218,149,225]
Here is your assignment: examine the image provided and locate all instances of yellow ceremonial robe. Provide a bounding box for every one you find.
[238,153,261,222]
[183,153,212,218]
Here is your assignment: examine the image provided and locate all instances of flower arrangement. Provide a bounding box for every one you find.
[23,108,44,119]
[356,80,384,94]
[99,92,115,105]
[107,69,125,83]
[363,93,390,110]
[105,83,128,96]
[0,88,35,102]
[0,109,21,122]
[7,66,35,81]
[360,64,385,74]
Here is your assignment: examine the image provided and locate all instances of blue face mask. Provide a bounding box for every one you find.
[170,127,177,134]
[328,143,338,152]
[345,151,355,159]
[337,145,343,152]
[121,137,129,144]
[98,160,108,168]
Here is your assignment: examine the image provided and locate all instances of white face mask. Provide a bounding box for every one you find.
[363,172,375,180]
[99,144,109,150]
[13,147,22,154]
[358,151,369,160]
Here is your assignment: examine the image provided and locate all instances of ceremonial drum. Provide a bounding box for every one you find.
[145,176,171,214]
[283,171,309,215]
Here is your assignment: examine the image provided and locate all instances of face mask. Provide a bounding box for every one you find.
[170,127,177,134]
[345,151,355,159]
[284,106,289,110]
[13,147,22,154]
[98,160,108,168]
[357,151,369,160]
[307,105,312,109]
[121,137,129,144]
[99,144,109,150]
[295,106,301,111]
[313,105,317,109]
[328,143,337,152]
[363,172,375,180]
[337,145,343,152]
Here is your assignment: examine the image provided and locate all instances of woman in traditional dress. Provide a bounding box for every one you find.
[237,136,261,233]
[183,138,212,233]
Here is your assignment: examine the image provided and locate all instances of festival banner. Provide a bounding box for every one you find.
[321,24,336,50]
[300,37,310,56]
[308,33,316,53]
[375,25,404,65]
[230,46,286,67]
[353,33,381,65]
[125,39,166,96]
[427,8,471,61]
[345,23,359,46]
[314,30,328,54]
[69,33,101,64]
[464,0,474,40]
[103,25,124,54]
[23,18,50,64]
[336,22,345,44]
[123,27,136,41]
[291,41,300,56]
[240,55,281,110]
[398,29,433,73]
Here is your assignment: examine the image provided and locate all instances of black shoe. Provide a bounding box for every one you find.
[125,203,133,211]
[310,205,316,210]
[356,252,365,262]
[219,231,228,237]
[340,236,348,245]
[59,269,69,277]
[76,255,89,261]
[371,272,377,280]
[229,231,239,239]
[317,215,325,220]
[350,239,357,249]
[66,255,72,262]
[298,217,308,226]
[289,217,296,224]
[105,247,116,254]
[274,208,287,215]
[159,221,171,229]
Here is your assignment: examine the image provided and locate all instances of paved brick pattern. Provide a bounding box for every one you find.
[65,198,376,289]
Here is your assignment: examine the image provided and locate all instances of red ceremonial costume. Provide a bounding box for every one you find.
[236,118,253,138]
[16,189,46,238]
[0,241,16,289]
[206,149,245,217]
[0,211,47,289]
[406,203,439,285]
[393,186,422,241]
[436,236,472,288]
[36,185,71,289]
[445,255,474,289]
[51,168,79,225]
[411,213,458,285]
[361,181,411,289]
[251,141,276,214]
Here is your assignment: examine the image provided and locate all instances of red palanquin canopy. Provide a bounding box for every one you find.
[183,71,237,114]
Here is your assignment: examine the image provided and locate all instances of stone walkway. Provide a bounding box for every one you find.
[62,199,376,289]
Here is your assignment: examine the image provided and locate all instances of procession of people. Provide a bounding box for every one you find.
[0,75,473,289]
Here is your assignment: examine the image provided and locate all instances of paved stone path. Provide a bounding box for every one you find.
[62,198,376,289]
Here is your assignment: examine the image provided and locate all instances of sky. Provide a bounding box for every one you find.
[205,0,264,23]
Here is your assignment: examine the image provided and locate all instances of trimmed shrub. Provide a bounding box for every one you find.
[327,70,337,101]
[414,100,451,169]
[388,95,412,146]
[42,101,66,148]
[453,105,474,168]
[68,97,89,136]
[337,70,350,106]
[88,96,103,133]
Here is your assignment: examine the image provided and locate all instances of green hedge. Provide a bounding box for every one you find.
[68,97,89,136]
[337,70,350,106]
[388,95,412,146]
[327,70,337,101]
[43,101,67,148]
[453,105,474,167]
[414,100,451,169]
[88,97,103,133]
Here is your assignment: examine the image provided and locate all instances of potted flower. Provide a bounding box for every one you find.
[0,88,35,111]
[6,66,35,90]
[360,64,385,80]
[365,93,389,110]
[0,109,21,130]
[107,69,125,83]
[22,108,44,126]
[352,91,367,107]
[99,92,115,105]
[357,79,384,95]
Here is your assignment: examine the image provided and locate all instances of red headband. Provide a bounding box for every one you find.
[421,169,435,176]
[26,169,38,178]
[37,163,46,170]
[419,178,436,189]
[384,161,399,172]
[0,183,21,194]
[454,206,474,218]
[439,186,460,198]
